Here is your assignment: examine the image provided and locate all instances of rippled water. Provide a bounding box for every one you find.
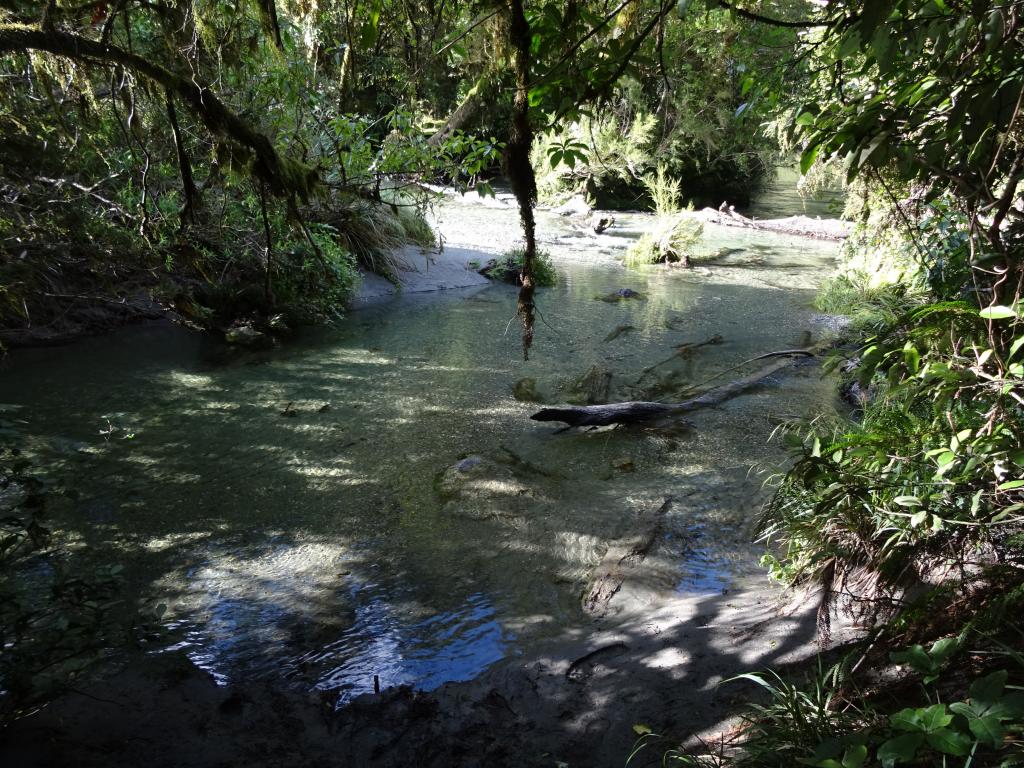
[0,197,841,703]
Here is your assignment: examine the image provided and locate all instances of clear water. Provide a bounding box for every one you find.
[746,166,846,220]
[0,199,841,703]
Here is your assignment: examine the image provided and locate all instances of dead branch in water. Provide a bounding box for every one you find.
[583,496,674,616]
[635,334,725,385]
[532,348,817,428]
[695,207,850,241]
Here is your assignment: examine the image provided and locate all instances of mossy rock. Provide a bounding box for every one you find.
[512,377,545,403]
[565,365,613,405]
[596,288,645,303]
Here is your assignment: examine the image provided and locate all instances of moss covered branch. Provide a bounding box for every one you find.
[0,23,316,199]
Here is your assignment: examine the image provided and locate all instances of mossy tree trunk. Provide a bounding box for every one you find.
[504,0,538,359]
[427,69,500,146]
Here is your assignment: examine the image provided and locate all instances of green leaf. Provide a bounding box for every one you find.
[872,26,894,72]
[998,480,1024,490]
[1009,336,1024,360]
[979,305,1017,319]
[894,495,923,507]
[925,727,972,755]
[877,733,925,766]
[968,714,1005,747]
[842,743,868,768]
[918,704,953,730]
[929,637,959,665]
[891,646,932,674]
[800,144,822,174]
[971,670,1008,708]
[891,707,924,731]
[998,691,1024,718]
[858,0,888,42]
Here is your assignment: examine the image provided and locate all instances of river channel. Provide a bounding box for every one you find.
[0,192,842,705]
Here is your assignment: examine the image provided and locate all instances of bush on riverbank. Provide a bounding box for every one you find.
[479,247,557,287]
[624,167,705,268]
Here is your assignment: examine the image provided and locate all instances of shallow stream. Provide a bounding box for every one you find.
[0,193,842,704]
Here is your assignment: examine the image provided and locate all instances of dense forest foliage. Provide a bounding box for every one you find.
[0,0,805,348]
[2,0,1024,765]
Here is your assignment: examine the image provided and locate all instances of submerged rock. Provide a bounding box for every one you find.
[566,365,613,405]
[602,324,635,343]
[454,455,484,472]
[590,214,615,234]
[596,288,645,303]
[512,378,544,403]
[436,455,536,520]
[553,195,592,217]
[225,324,272,348]
[713,247,745,260]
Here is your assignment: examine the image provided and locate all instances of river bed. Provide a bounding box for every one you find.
[0,193,842,707]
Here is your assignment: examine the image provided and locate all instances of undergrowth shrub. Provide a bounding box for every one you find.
[271,224,359,321]
[761,299,1024,638]
[480,247,557,287]
[624,165,704,268]
[532,86,657,206]
[814,273,925,332]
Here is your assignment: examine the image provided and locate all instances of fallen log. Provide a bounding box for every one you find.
[531,350,812,428]
[583,496,674,616]
[694,207,850,242]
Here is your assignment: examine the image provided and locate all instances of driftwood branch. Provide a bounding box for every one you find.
[695,207,850,242]
[532,350,814,428]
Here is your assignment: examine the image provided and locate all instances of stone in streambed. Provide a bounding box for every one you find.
[565,365,613,405]
[436,455,536,520]
[512,378,545,403]
[225,324,272,348]
[596,288,645,303]
[590,214,615,234]
[553,195,592,217]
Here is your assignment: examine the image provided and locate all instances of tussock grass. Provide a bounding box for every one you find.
[624,165,704,268]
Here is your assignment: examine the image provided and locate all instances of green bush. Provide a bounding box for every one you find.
[397,206,436,249]
[624,165,704,268]
[719,634,1024,768]
[532,88,657,205]
[643,164,683,216]
[624,213,704,268]
[480,247,557,287]
[815,272,925,332]
[272,224,360,321]
[760,300,1024,638]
